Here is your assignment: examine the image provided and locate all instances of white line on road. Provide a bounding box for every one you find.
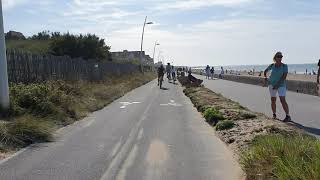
[100,96,155,180]
[110,137,123,158]
[119,102,141,109]
[137,128,144,141]
[116,145,139,180]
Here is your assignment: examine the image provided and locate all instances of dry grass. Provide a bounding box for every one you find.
[0,71,156,153]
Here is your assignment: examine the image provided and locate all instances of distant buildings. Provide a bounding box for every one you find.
[111,50,154,65]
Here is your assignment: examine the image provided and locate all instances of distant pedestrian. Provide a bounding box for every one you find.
[264,52,291,122]
[317,60,320,84]
[166,63,172,81]
[317,60,320,96]
[219,67,224,78]
[205,65,210,79]
[306,68,308,75]
[210,67,215,79]
[171,65,177,83]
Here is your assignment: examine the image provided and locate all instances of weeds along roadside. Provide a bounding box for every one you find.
[178,76,320,180]
[0,71,156,153]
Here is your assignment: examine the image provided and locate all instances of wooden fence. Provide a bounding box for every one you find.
[6,50,149,83]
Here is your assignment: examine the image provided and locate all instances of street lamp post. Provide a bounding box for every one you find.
[152,41,160,64]
[140,16,153,73]
[157,51,163,64]
[0,0,9,112]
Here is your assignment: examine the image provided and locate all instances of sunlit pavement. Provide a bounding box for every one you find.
[0,80,241,180]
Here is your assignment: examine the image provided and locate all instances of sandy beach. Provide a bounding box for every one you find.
[235,72,318,82]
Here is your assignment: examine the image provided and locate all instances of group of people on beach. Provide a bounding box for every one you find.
[205,65,215,80]
[204,65,227,79]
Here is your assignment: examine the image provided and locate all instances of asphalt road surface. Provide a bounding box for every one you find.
[0,80,241,180]
[196,75,320,137]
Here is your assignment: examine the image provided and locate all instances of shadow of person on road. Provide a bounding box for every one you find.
[160,87,169,90]
[288,121,320,136]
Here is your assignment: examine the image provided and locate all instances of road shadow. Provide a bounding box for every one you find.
[287,121,320,136]
[160,87,169,90]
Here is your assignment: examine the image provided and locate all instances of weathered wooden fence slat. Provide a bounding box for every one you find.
[6,50,145,83]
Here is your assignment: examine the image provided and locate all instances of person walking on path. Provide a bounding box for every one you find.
[205,65,210,79]
[317,59,320,84]
[166,63,172,81]
[210,67,215,79]
[264,52,291,122]
[317,60,320,96]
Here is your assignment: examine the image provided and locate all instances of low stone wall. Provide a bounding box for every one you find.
[193,70,318,96]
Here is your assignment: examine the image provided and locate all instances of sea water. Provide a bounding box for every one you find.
[197,64,318,74]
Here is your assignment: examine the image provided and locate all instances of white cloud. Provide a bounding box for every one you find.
[106,16,320,66]
[155,0,255,11]
[61,0,137,23]
[3,0,54,11]
[3,0,320,66]
[2,0,28,10]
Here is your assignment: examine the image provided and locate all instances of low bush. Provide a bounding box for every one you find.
[238,111,257,119]
[241,134,320,180]
[0,117,54,148]
[203,107,225,125]
[216,120,235,131]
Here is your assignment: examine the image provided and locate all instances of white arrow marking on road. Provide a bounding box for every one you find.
[119,102,141,109]
[160,100,182,107]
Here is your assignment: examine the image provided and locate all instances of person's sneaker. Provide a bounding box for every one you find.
[273,114,277,119]
[283,115,292,122]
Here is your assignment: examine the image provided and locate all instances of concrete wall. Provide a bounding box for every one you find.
[193,70,318,96]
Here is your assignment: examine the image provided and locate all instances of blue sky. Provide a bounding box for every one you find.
[3,0,320,66]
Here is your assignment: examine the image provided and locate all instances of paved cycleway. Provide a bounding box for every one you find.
[0,80,242,180]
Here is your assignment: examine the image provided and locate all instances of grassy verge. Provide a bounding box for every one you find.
[0,72,155,153]
[178,76,320,180]
[6,40,51,54]
[242,134,320,180]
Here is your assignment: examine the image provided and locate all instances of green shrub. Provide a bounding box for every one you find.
[241,134,320,180]
[203,107,225,125]
[50,33,111,61]
[9,83,61,117]
[216,120,235,131]
[199,105,211,113]
[239,111,257,119]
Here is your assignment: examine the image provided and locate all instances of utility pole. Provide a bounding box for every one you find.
[0,0,9,112]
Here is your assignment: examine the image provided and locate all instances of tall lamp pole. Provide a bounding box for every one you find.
[157,50,163,64]
[152,41,160,64]
[140,16,153,73]
[0,0,9,112]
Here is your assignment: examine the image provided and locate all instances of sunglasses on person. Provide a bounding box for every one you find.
[276,55,283,58]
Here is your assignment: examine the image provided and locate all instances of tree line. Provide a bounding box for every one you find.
[6,31,112,62]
